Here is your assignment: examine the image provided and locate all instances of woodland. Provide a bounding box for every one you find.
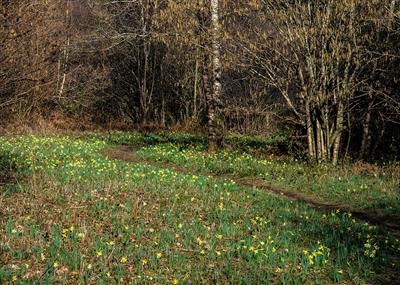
[1,1,400,284]
[1,0,399,162]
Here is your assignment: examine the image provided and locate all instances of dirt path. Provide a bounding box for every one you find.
[102,145,400,233]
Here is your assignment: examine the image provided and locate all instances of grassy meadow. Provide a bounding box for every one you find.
[0,132,399,284]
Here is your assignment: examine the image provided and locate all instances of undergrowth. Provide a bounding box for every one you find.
[0,134,399,284]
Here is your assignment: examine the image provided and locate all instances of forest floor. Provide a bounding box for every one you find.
[104,145,400,232]
[0,132,399,284]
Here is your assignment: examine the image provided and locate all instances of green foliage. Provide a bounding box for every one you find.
[137,142,400,216]
[225,132,294,154]
[0,133,399,284]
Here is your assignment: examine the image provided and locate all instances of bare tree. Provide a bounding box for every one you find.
[236,0,398,163]
[207,0,224,151]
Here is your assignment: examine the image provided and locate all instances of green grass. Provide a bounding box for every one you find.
[0,133,399,284]
[136,143,400,216]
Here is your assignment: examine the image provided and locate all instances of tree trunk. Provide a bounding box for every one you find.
[305,100,315,160]
[208,0,224,152]
[359,93,373,159]
[323,106,330,161]
[193,47,199,120]
[58,2,70,98]
[332,101,344,165]
[318,120,325,162]
[139,0,154,125]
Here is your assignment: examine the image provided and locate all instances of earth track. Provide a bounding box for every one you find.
[102,145,400,233]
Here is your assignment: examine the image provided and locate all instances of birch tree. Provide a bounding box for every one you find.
[208,0,224,151]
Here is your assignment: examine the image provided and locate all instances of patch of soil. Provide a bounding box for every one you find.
[237,177,400,232]
[102,145,400,233]
[0,172,18,185]
[101,145,143,164]
[102,145,194,174]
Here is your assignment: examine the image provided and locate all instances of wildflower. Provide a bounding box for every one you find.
[196,237,204,245]
[87,264,92,269]
[53,262,59,268]
[149,228,155,233]
[156,252,162,259]
[106,272,111,278]
[96,250,103,257]
[172,278,179,285]
[141,259,148,265]
[216,234,223,240]
[120,256,128,263]
[12,275,17,282]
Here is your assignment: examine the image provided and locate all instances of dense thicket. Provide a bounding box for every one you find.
[1,0,399,161]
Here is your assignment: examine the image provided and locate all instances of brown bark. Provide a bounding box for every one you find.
[332,101,344,165]
[305,100,315,160]
[359,93,373,159]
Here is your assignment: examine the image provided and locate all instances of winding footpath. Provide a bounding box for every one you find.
[103,145,400,233]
